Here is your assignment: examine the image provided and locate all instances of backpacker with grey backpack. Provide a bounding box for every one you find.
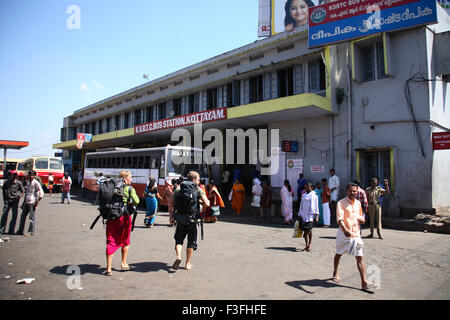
[89,178,137,230]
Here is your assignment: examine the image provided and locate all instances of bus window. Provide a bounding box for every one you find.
[35,158,49,170]
[106,158,111,168]
[17,162,25,170]
[151,158,156,169]
[126,157,132,169]
[49,158,63,170]
[144,156,150,169]
[159,153,164,178]
[138,156,144,169]
[132,157,138,169]
[93,158,98,168]
[111,158,116,168]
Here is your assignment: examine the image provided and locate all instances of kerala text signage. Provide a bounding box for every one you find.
[432,132,450,150]
[134,107,227,135]
[308,0,438,48]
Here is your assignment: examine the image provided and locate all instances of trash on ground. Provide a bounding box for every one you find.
[16,278,35,284]
[5,276,11,279]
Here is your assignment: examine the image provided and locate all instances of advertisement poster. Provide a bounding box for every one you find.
[287,159,303,201]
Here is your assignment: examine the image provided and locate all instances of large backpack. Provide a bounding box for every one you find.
[90,179,136,230]
[173,181,200,225]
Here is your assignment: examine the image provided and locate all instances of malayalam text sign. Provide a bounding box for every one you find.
[308,0,437,48]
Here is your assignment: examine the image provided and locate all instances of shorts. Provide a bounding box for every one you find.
[335,228,364,257]
[174,222,198,250]
[301,221,314,231]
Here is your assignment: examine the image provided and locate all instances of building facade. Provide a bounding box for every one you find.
[54,6,450,217]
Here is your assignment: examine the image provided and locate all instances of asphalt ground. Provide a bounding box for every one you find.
[0,190,449,302]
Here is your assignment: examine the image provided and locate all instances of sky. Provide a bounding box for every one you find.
[0,0,259,160]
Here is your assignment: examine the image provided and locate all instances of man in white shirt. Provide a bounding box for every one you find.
[328,169,340,226]
[298,182,319,252]
[17,171,44,236]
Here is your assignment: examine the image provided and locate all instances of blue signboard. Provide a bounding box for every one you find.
[309,0,438,48]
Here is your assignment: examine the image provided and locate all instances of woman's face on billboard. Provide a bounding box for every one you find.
[289,0,308,26]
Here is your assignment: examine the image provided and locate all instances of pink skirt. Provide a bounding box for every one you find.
[106,214,132,255]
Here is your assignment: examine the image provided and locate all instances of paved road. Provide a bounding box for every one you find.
[0,191,449,300]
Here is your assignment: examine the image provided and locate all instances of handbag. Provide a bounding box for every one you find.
[228,190,233,202]
[292,220,303,238]
[211,206,220,216]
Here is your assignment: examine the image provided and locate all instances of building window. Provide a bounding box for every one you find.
[278,67,294,97]
[173,98,181,117]
[249,75,264,103]
[158,103,166,120]
[134,109,141,126]
[106,117,111,132]
[146,106,154,122]
[124,112,130,129]
[188,92,200,114]
[207,88,218,109]
[308,60,326,92]
[115,115,120,130]
[98,119,104,134]
[361,42,387,82]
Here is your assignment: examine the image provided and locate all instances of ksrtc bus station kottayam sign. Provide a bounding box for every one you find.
[308,0,438,48]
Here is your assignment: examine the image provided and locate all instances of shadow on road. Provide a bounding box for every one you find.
[285,278,361,294]
[266,246,298,252]
[129,261,171,273]
[50,263,104,275]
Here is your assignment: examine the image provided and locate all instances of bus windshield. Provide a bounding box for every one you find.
[35,158,49,170]
[167,149,208,178]
[50,158,63,170]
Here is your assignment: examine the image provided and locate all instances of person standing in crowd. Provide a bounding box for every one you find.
[333,183,371,292]
[281,179,295,225]
[48,173,54,197]
[164,178,176,227]
[172,171,210,271]
[298,182,319,252]
[315,182,324,226]
[104,170,139,276]
[205,180,225,223]
[199,180,208,220]
[95,173,106,205]
[221,167,231,196]
[232,167,242,185]
[61,173,72,204]
[77,170,83,187]
[231,178,246,216]
[0,172,25,235]
[251,178,263,219]
[321,178,331,228]
[296,173,307,210]
[143,175,162,228]
[17,171,44,237]
[328,169,340,226]
[261,180,273,223]
[353,180,368,228]
[365,178,390,239]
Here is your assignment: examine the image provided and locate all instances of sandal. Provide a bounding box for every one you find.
[120,266,134,271]
[172,258,181,270]
[103,271,112,276]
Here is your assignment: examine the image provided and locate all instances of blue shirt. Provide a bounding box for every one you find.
[297,178,307,194]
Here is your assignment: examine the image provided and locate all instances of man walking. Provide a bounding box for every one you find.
[333,183,371,292]
[298,182,319,252]
[328,169,340,226]
[365,178,390,239]
[172,171,210,271]
[296,173,307,210]
[17,171,44,236]
[0,172,25,235]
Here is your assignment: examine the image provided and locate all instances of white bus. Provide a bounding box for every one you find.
[83,146,209,205]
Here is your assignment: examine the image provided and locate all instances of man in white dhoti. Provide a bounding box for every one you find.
[332,183,372,292]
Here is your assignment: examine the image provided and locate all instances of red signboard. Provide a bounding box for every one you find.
[433,132,450,150]
[134,107,227,135]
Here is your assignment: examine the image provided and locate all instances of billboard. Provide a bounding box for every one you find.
[308,0,438,48]
[258,0,321,37]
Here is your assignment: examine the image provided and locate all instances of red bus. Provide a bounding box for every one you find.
[23,156,65,191]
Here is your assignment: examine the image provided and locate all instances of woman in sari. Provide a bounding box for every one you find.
[144,175,162,228]
[251,178,263,218]
[205,180,225,223]
[231,178,246,216]
[164,178,176,227]
[280,179,294,224]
